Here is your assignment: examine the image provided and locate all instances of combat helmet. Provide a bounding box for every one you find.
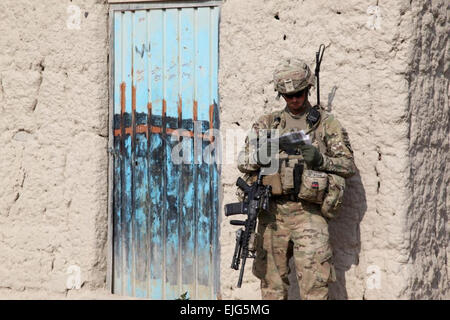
[273,58,315,94]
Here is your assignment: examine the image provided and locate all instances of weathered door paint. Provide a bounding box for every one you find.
[110,3,220,300]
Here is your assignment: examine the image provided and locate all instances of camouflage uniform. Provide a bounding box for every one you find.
[237,59,356,300]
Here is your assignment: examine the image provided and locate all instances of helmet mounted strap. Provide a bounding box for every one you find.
[283,79,295,93]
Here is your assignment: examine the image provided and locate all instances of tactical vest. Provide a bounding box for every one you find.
[267,106,329,154]
[263,106,328,196]
[238,106,346,219]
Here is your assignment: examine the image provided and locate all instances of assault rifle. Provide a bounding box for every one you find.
[224,173,272,288]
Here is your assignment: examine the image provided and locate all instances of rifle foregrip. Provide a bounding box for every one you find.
[230,220,246,226]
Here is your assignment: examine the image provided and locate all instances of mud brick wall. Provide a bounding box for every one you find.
[0,0,447,299]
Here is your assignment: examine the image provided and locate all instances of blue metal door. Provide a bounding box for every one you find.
[110,2,220,299]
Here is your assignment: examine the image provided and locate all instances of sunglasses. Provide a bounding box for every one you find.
[282,90,306,99]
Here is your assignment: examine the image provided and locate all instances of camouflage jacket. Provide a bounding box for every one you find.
[237,105,356,178]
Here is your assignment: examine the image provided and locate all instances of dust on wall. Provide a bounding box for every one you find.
[0,0,110,298]
[404,0,449,300]
[218,0,448,300]
[0,0,447,299]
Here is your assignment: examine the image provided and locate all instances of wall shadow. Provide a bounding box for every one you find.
[328,169,367,299]
[287,170,367,300]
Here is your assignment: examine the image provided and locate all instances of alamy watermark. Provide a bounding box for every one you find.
[66,265,82,290]
[168,125,282,174]
[367,5,382,30]
[67,5,82,30]
[366,265,382,290]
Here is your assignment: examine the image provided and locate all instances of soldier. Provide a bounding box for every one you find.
[237,58,356,300]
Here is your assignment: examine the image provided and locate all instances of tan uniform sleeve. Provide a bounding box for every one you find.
[237,114,271,174]
[317,116,357,178]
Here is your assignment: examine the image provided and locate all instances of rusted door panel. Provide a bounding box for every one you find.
[112,4,220,300]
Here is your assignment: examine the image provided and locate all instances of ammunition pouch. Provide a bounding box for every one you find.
[241,155,306,199]
[279,154,303,195]
[297,170,328,204]
[236,172,282,200]
[320,173,345,219]
[262,173,282,195]
[236,158,345,219]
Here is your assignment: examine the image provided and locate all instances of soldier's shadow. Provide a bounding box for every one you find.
[328,169,367,299]
[287,168,367,300]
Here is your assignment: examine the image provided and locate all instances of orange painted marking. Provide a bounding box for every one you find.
[193,101,198,121]
[114,98,211,141]
[208,104,215,142]
[132,86,136,138]
[120,83,126,115]
[177,96,183,127]
[114,125,207,140]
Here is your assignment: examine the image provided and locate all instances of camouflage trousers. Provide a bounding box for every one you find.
[252,198,336,300]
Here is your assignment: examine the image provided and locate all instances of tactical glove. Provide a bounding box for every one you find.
[299,144,323,168]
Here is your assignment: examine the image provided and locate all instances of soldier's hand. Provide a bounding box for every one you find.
[299,144,323,168]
